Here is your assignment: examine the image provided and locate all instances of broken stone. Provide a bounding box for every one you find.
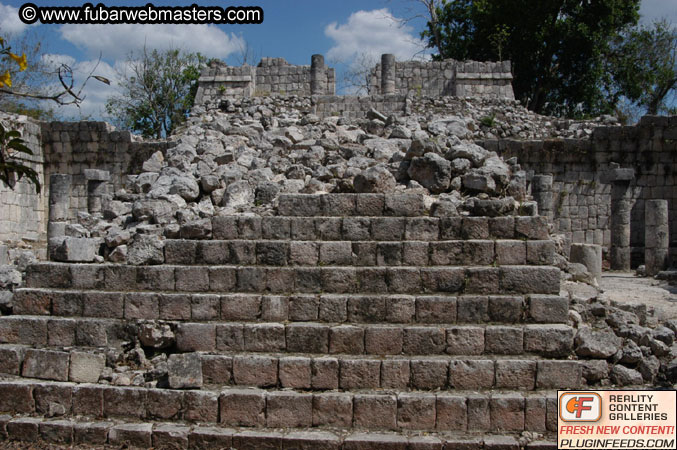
[223,180,254,208]
[620,340,643,364]
[149,169,200,201]
[200,175,221,193]
[609,365,643,386]
[581,360,609,383]
[127,234,164,265]
[108,245,128,263]
[0,290,13,314]
[637,355,660,382]
[142,151,165,172]
[575,327,622,359]
[0,266,22,289]
[353,164,396,193]
[180,219,212,239]
[462,171,496,193]
[407,153,452,194]
[52,237,99,263]
[139,322,175,349]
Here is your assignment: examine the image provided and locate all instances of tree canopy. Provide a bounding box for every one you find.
[608,19,677,116]
[423,0,641,117]
[105,47,205,139]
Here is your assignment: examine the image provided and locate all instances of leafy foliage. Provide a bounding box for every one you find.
[105,47,206,139]
[0,32,107,193]
[422,0,640,117]
[0,121,40,193]
[608,20,677,116]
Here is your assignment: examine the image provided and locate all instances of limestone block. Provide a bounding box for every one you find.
[168,353,203,389]
[52,237,98,263]
[570,243,602,282]
[69,351,105,383]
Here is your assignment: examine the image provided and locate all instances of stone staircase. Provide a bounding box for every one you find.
[0,193,577,449]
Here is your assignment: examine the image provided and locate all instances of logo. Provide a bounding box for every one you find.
[559,392,602,422]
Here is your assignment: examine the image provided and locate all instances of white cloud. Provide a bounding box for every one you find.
[640,0,677,24]
[58,23,245,60]
[325,9,428,63]
[52,23,246,120]
[41,54,119,120]
[41,53,76,68]
[0,2,29,36]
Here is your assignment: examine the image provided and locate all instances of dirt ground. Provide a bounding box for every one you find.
[599,272,677,322]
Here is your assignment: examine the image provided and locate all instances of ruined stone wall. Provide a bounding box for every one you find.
[194,62,256,102]
[42,121,166,219]
[312,94,407,119]
[0,114,45,245]
[482,116,677,266]
[369,56,514,100]
[0,118,167,247]
[195,56,335,106]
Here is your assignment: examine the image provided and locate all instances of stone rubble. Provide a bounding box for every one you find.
[84,95,605,264]
[0,93,673,449]
[568,293,677,386]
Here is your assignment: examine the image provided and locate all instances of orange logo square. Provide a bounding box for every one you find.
[559,392,603,422]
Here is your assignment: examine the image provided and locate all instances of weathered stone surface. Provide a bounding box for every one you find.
[69,352,105,383]
[610,364,643,386]
[52,238,99,263]
[408,153,452,193]
[22,349,69,381]
[168,353,203,389]
[127,234,164,265]
[575,327,622,358]
[354,164,397,193]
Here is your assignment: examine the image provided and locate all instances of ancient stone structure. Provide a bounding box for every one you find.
[194,55,335,105]
[483,116,677,266]
[0,117,165,250]
[369,54,515,99]
[645,199,670,276]
[195,53,515,106]
[1,58,675,448]
[2,192,577,448]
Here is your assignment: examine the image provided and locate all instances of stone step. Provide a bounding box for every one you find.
[209,213,548,241]
[0,414,557,449]
[164,239,555,267]
[0,316,576,358]
[278,193,430,217]
[26,263,561,296]
[0,379,559,434]
[13,289,570,325]
[0,344,586,391]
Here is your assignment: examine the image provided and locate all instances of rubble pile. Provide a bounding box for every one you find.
[91,97,558,263]
[568,295,677,386]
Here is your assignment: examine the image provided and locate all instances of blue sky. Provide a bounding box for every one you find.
[0,0,676,120]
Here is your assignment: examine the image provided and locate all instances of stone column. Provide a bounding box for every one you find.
[645,199,669,276]
[310,54,326,95]
[84,169,111,215]
[570,243,602,284]
[381,54,396,95]
[531,174,554,221]
[47,174,71,240]
[609,183,633,270]
[603,165,635,271]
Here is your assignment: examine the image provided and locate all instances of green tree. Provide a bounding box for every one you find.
[0,29,58,120]
[0,33,108,193]
[609,20,677,116]
[423,0,640,117]
[105,47,206,139]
